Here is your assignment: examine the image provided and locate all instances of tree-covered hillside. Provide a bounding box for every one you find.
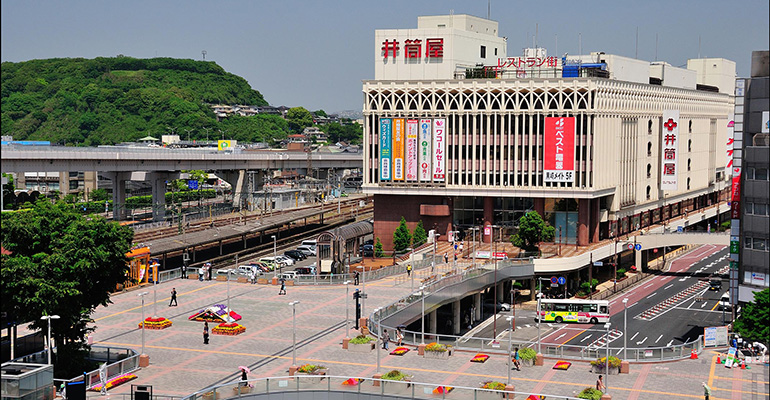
[0,56,280,145]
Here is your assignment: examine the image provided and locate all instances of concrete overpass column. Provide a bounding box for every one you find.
[591,198,600,243]
[221,170,247,209]
[635,245,642,271]
[578,199,590,246]
[497,282,505,302]
[150,175,167,222]
[530,278,537,300]
[453,300,461,335]
[474,293,482,322]
[429,310,437,336]
[483,197,493,243]
[105,172,128,221]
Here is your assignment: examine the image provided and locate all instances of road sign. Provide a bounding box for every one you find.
[558,276,566,285]
[593,261,603,266]
[627,243,634,250]
[635,244,642,251]
[677,226,683,233]
[550,283,559,288]
[550,276,558,284]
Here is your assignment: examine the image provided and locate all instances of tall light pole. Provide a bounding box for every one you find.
[40,315,60,365]
[420,285,426,344]
[289,301,300,368]
[537,290,542,353]
[344,281,351,339]
[138,292,149,358]
[605,322,612,394]
[623,298,629,360]
[375,307,383,374]
[506,316,514,385]
[510,287,516,332]
[271,235,278,274]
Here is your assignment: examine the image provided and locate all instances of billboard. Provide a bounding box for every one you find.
[419,119,432,181]
[217,140,236,151]
[543,117,575,182]
[379,119,392,181]
[392,118,405,181]
[726,114,734,168]
[432,118,446,181]
[660,110,680,191]
[405,119,419,181]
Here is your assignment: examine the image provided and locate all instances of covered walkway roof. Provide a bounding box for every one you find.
[317,220,373,242]
[144,208,325,255]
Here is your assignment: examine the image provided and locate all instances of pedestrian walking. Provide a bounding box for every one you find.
[278,277,286,295]
[382,329,390,350]
[354,271,360,285]
[203,322,209,345]
[512,347,521,371]
[169,288,178,306]
[406,264,412,277]
[181,263,187,279]
[207,263,212,280]
[198,266,204,281]
[702,382,711,400]
[396,327,404,346]
[444,252,448,264]
[596,375,605,393]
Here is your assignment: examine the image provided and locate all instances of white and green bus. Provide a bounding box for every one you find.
[537,299,610,324]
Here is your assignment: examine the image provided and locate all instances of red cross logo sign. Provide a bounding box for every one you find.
[663,118,678,131]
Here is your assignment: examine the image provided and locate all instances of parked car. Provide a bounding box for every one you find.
[301,240,317,247]
[284,250,306,261]
[295,266,316,275]
[280,271,298,280]
[237,265,263,276]
[483,299,511,313]
[257,258,278,271]
[360,244,374,257]
[297,245,316,256]
[274,255,295,266]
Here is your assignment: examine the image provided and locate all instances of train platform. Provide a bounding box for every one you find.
[85,270,768,399]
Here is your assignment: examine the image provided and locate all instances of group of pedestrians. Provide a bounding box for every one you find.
[197,263,213,281]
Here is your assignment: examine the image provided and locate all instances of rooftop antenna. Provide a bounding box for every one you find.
[555,34,558,58]
[698,35,701,58]
[487,0,490,20]
[535,23,538,48]
[635,27,638,59]
[202,50,207,60]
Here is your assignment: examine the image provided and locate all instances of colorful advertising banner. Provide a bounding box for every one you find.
[379,119,392,181]
[660,110,680,191]
[406,119,418,181]
[726,114,734,168]
[543,117,575,183]
[731,171,741,201]
[432,118,446,181]
[419,119,432,182]
[217,140,236,151]
[392,118,405,181]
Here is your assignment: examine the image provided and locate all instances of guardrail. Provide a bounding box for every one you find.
[183,375,581,400]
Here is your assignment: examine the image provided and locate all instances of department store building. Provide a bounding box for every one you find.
[363,14,734,251]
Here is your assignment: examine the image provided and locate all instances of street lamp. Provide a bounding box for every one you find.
[137,292,149,358]
[510,287,517,332]
[605,322,612,394]
[289,301,300,368]
[271,235,278,274]
[623,298,629,360]
[40,315,60,365]
[419,285,427,344]
[374,307,383,374]
[506,316,514,385]
[344,281,351,339]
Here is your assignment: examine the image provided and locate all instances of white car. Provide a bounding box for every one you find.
[274,255,295,266]
[297,245,316,256]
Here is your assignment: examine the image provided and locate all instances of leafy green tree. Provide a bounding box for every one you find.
[90,188,109,202]
[412,220,428,248]
[286,107,313,133]
[1,200,134,378]
[374,238,384,258]
[393,216,412,253]
[510,211,555,251]
[733,288,769,344]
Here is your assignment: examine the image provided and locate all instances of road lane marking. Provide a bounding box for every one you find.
[687,301,696,309]
[700,301,707,308]
[664,284,673,290]
[630,332,639,341]
[646,293,657,299]
[616,347,624,355]
[643,283,654,289]
[710,302,719,311]
[555,333,567,340]
[580,334,593,342]
[655,335,663,343]
[636,336,647,345]
[666,340,674,347]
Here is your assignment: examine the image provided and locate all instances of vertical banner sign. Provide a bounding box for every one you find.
[726,114,734,168]
[543,117,575,182]
[392,118,405,181]
[762,111,769,133]
[432,118,446,181]
[731,170,741,202]
[406,119,419,181]
[419,119,432,181]
[660,110,680,191]
[379,119,392,181]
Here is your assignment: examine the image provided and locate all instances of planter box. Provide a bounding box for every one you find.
[257,278,269,285]
[202,392,219,400]
[296,370,327,384]
[232,385,252,395]
[591,365,619,375]
[476,391,506,400]
[237,277,249,283]
[424,350,449,359]
[216,275,227,281]
[521,358,534,367]
[348,342,375,353]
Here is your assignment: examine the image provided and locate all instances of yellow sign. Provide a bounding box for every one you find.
[218,140,233,151]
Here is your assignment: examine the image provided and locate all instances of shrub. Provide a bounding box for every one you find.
[616,268,626,279]
[381,370,408,381]
[480,381,506,390]
[518,347,537,360]
[577,387,603,400]
[590,356,622,368]
[424,342,447,352]
[297,364,325,373]
[349,335,375,344]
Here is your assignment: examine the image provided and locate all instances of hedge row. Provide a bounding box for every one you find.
[73,189,217,213]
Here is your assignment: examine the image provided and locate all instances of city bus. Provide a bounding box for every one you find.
[537,299,610,324]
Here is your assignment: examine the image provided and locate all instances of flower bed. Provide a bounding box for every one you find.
[189,304,242,322]
[341,378,361,386]
[297,364,326,374]
[480,381,506,390]
[553,360,572,370]
[381,369,411,382]
[590,356,622,374]
[348,335,375,352]
[90,373,137,391]
[424,342,450,359]
[470,354,489,363]
[424,342,447,352]
[433,386,454,394]
[390,347,410,356]
[212,322,245,336]
[138,317,172,330]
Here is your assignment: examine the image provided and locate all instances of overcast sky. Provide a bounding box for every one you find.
[2,1,768,114]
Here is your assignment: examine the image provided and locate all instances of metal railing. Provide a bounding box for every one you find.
[183,375,581,400]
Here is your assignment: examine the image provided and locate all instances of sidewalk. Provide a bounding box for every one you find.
[82,271,767,399]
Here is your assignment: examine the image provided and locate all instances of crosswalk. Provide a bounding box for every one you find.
[634,280,709,321]
[586,329,623,351]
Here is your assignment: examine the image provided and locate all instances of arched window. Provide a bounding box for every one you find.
[688,139,692,152]
[648,119,653,134]
[647,142,652,156]
[646,185,651,200]
[688,159,692,171]
[647,164,652,178]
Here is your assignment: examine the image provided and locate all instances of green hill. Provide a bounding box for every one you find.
[0,56,291,145]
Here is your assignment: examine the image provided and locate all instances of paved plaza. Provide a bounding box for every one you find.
[88,273,769,400]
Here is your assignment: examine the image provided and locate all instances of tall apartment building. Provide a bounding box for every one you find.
[363,14,734,251]
[734,50,769,304]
